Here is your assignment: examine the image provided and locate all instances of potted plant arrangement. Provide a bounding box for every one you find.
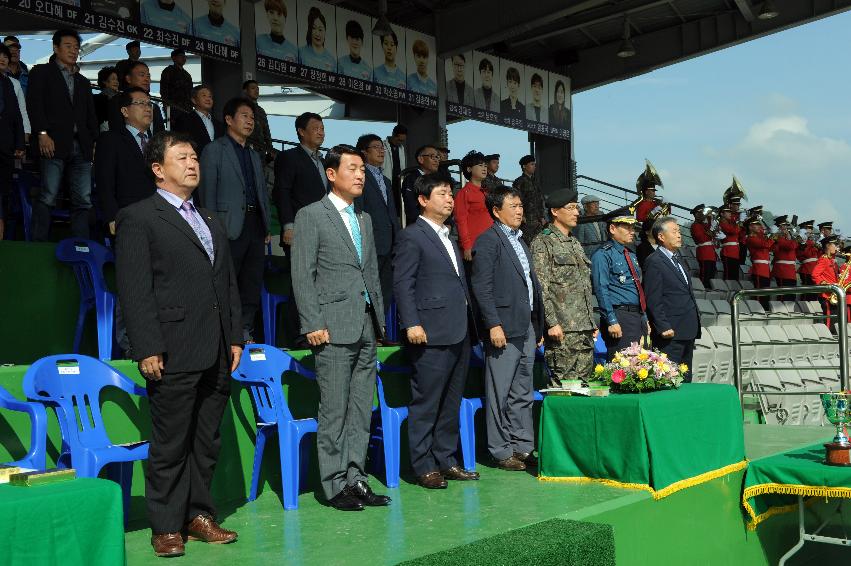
[588,342,687,394]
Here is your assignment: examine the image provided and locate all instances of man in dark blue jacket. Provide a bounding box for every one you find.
[393,173,479,489]
[472,185,544,472]
[356,134,400,332]
[643,216,701,382]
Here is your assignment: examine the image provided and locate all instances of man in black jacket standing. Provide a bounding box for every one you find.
[26,29,98,240]
[94,87,157,236]
[643,216,701,382]
[171,84,224,156]
[0,43,25,240]
[116,131,242,557]
[472,185,545,472]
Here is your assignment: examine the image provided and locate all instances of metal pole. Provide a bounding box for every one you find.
[838,287,848,390]
[731,292,743,414]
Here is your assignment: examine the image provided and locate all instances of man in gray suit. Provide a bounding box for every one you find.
[446,54,474,106]
[472,185,545,472]
[473,57,500,112]
[574,195,607,259]
[291,144,390,511]
[197,97,271,342]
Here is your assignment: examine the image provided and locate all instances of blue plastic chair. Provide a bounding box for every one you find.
[594,332,607,364]
[55,238,117,361]
[459,342,545,472]
[374,360,411,488]
[384,301,399,343]
[231,344,318,510]
[0,385,48,470]
[22,355,149,521]
[261,285,289,348]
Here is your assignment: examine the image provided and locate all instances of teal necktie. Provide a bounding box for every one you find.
[345,205,370,304]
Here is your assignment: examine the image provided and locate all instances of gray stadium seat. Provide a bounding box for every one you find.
[712,300,732,325]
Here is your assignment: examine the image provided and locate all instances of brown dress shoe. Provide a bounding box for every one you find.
[494,456,526,471]
[514,451,538,467]
[185,515,238,544]
[441,466,480,481]
[417,471,448,489]
[151,533,185,557]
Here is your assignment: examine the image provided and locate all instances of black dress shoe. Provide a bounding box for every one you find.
[417,471,448,489]
[441,466,480,481]
[494,456,526,471]
[350,480,392,506]
[328,487,365,511]
[514,451,538,467]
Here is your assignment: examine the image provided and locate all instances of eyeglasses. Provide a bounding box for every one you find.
[128,100,153,108]
[562,203,580,211]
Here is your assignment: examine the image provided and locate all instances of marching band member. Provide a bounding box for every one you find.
[771,215,798,301]
[633,159,662,223]
[797,220,819,285]
[812,235,849,332]
[744,215,773,289]
[718,205,741,281]
[690,204,718,287]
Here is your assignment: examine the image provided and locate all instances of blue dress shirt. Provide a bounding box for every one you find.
[591,240,642,326]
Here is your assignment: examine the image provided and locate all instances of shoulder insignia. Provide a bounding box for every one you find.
[602,242,614,250]
[542,228,552,235]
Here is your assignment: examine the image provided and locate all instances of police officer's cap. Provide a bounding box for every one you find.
[546,189,578,209]
[519,155,535,167]
[605,207,636,225]
[581,195,600,205]
[484,154,500,161]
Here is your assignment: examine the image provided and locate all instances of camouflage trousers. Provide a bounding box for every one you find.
[544,330,595,386]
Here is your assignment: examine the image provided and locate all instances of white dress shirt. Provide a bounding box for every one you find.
[328,191,356,245]
[659,246,688,282]
[420,215,460,276]
[195,109,215,141]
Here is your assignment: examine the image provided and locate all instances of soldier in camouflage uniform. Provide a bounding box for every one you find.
[513,155,547,245]
[482,153,501,190]
[531,188,597,386]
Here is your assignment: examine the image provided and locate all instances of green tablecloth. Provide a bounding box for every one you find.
[0,477,125,565]
[538,383,746,499]
[743,442,851,529]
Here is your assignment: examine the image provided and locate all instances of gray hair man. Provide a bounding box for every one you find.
[574,194,607,258]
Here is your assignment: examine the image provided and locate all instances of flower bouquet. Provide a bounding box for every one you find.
[588,342,687,393]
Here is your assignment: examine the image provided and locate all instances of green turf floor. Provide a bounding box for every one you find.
[123,425,836,565]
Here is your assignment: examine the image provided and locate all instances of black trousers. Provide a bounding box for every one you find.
[229,211,266,342]
[406,335,470,476]
[722,256,740,281]
[775,277,797,302]
[800,274,817,301]
[601,307,646,361]
[377,254,394,326]
[145,340,231,534]
[698,260,716,288]
[652,336,695,383]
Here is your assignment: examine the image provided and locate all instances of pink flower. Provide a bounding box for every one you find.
[612,369,626,383]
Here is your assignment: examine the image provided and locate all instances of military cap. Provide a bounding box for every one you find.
[519,155,535,167]
[818,221,834,230]
[743,216,762,227]
[635,159,663,192]
[821,234,841,248]
[691,203,705,215]
[605,207,636,225]
[484,154,500,161]
[581,194,600,205]
[546,189,578,209]
[773,215,790,227]
[798,219,815,231]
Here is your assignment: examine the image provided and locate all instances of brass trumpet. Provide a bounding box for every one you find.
[829,253,851,305]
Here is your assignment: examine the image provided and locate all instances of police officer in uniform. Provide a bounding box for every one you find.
[591,210,648,360]
[531,189,597,386]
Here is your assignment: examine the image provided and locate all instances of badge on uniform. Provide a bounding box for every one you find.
[619,275,626,284]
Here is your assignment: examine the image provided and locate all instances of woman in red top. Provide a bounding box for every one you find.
[454,151,493,262]
[812,235,849,331]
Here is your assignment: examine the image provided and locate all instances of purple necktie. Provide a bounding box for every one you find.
[179,201,214,264]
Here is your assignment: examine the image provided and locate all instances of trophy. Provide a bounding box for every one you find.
[821,393,851,466]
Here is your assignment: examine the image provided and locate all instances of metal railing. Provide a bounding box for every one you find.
[731,285,849,420]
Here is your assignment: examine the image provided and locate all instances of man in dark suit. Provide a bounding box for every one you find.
[108,60,165,135]
[94,87,157,236]
[393,173,478,489]
[116,131,242,557]
[355,133,400,332]
[26,29,98,240]
[0,43,25,240]
[644,216,701,382]
[472,185,545,472]
[171,85,224,156]
[274,111,327,247]
[291,144,389,512]
[400,144,440,227]
[197,98,271,343]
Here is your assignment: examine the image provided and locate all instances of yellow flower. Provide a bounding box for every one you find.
[612,353,621,363]
[620,358,630,368]
[637,368,649,380]
[679,363,689,374]
[594,364,605,374]
[662,364,671,373]
[660,352,668,359]
[638,352,649,361]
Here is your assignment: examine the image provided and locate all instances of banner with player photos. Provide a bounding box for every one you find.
[2,0,241,61]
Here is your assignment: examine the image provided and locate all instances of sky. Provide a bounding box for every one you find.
[14,9,850,233]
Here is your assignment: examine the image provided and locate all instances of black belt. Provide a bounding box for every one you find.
[365,302,372,313]
[246,204,259,212]
[613,304,642,313]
